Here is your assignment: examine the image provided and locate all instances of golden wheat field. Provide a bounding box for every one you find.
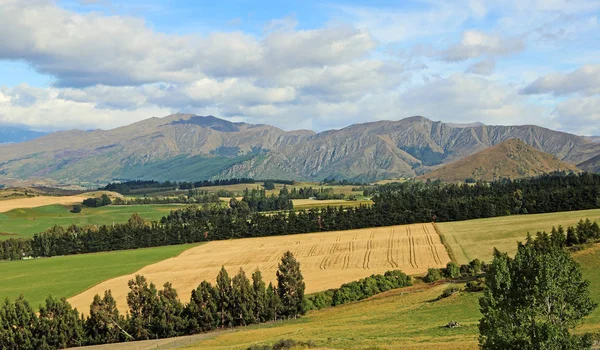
[68,223,450,314]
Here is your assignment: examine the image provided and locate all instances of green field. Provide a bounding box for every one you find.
[0,204,185,239]
[0,244,198,309]
[437,209,600,264]
[186,243,600,350]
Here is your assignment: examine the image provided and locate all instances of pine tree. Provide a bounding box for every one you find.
[0,296,37,349]
[265,282,281,321]
[36,296,86,349]
[86,290,127,345]
[153,282,186,338]
[252,270,267,322]
[276,251,306,318]
[126,275,159,340]
[216,266,233,328]
[231,268,255,326]
[186,281,218,333]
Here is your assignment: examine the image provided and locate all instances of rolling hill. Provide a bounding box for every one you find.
[0,114,599,185]
[418,139,580,182]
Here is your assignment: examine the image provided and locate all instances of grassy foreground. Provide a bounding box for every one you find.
[438,209,600,264]
[0,244,198,309]
[0,204,184,239]
[186,244,600,349]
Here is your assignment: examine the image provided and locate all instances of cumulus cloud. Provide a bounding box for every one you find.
[440,30,524,61]
[550,95,600,135]
[465,58,496,75]
[521,65,600,96]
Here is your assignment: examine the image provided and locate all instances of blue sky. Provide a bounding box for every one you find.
[0,0,599,134]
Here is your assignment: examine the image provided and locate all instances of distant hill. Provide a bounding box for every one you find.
[0,126,46,144]
[418,139,580,182]
[578,154,600,173]
[0,114,599,185]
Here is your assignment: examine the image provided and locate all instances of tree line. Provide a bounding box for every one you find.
[111,190,221,206]
[240,187,294,212]
[102,178,295,194]
[2,173,600,261]
[0,252,306,349]
[287,187,346,200]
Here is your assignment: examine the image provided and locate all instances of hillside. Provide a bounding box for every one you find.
[0,114,599,185]
[419,139,580,182]
[578,154,600,173]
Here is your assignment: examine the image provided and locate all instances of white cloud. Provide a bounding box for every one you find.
[440,30,524,62]
[521,65,600,96]
[550,95,600,135]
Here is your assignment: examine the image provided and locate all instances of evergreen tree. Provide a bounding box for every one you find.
[216,267,233,328]
[126,275,159,340]
[0,296,37,350]
[36,296,86,349]
[186,281,218,333]
[479,238,597,349]
[86,290,127,345]
[231,268,255,326]
[265,282,281,321]
[153,282,186,338]
[252,270,267,322]
[276,251,306,318]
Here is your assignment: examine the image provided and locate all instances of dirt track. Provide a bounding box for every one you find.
[68,223,450,314]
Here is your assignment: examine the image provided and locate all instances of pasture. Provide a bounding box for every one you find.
[0,243,198,309]
[68,223,451,314]
[437,209,600,264]
[0,204,185,239]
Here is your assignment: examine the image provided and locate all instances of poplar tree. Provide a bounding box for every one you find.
[479,235,597,349]
[276,251,306,318]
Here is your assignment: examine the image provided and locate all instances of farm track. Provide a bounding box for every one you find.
[69,223,450,315]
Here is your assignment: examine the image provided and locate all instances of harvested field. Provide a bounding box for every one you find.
[0,191,121,213]
[68,223,450,314]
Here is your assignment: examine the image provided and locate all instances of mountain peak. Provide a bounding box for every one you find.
[419,138,580,182]
[170,115,243,132]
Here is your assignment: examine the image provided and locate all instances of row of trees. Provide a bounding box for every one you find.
[112,190,221,205]
[2,173,600,261]
[82,194,112,208]
[241,187,294,212]
[0,252,306,349]
[102,178,295,194]
[306,270,412,310]
[286,187,345,200]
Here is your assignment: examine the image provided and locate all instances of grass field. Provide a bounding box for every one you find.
[0,244,198,309]
[0,204,186,239]
[68,223,451,314]
[437,209,600,264]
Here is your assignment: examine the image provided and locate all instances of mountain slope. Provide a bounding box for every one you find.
[578,154,600,173]
[418,139,580,182]
[0,114,598,185]
[0,127,47,144]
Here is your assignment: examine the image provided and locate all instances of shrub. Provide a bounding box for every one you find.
[444,262,460,278]
[424,268,442,283]
[70,205,82,213]
[465,278,485,292]
[439,286,461,299]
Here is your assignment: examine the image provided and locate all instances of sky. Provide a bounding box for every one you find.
[0,0,598,135]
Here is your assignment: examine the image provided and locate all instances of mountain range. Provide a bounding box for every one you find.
[0,127,47,144]
[1,114,599,186]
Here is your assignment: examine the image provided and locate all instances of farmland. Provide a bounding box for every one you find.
[182,242,600,349]
[0,243,198,309]
[437,209,600,264]
[0,204,187,239]
[68,223,451,314]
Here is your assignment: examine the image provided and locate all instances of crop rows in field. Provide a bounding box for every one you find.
[68,223,450,314]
